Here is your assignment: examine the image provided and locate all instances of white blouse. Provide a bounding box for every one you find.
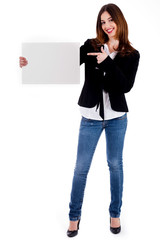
[79,43,126,120]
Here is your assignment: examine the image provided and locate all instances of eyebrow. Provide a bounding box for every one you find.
[101,17,112,21]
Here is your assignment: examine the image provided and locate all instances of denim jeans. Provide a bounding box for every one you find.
[69,113,127,221]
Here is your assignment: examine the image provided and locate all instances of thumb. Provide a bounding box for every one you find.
[101,46,105,53]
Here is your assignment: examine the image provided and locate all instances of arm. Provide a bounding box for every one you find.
[80,39,91,65]
[99,51,140,93]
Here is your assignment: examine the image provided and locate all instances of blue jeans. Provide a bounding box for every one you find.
[69,113,127,221]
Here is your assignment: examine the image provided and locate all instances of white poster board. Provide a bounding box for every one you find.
[22,42,80,84]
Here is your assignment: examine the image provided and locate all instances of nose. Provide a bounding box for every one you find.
[103,22,111,30]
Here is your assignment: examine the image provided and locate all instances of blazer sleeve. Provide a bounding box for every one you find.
[80,39,90,65]
[99,50,140,93]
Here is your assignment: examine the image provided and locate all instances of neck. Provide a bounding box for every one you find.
[108,37,117,43]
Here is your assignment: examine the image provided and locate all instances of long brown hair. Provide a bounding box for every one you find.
[90,3,136,56]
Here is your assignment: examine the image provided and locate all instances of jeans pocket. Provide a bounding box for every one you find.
[117,113,127,120]
[82,116,92,122]
[81,116,97,127]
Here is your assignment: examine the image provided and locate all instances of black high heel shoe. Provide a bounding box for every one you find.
[67,219,81,237]
[110,217,121,234]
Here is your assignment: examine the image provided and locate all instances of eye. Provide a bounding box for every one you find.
[109,18,113,22]
[101,22,105,25]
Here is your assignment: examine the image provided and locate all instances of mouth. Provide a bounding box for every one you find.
[106,28,114,34]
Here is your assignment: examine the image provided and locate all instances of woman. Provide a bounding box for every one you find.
[19,3,140,237]
[66,3,140,237]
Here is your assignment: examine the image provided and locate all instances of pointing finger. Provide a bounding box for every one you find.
[87,52,100,56]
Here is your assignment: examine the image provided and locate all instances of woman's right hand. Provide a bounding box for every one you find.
[19,57,28,68]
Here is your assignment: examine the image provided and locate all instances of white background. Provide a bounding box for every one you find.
[0,0,160,239]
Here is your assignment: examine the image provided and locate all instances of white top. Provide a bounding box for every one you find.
[79,43,126,120]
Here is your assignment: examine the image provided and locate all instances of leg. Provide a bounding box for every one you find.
[105,114,127,218]
[69,117,103,221]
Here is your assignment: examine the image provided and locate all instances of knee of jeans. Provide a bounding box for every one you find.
[74,163,90,177]
[107,158,123,171]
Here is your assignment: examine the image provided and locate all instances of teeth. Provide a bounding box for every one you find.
[107,28,113,32]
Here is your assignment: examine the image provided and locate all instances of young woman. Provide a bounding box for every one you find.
[66,3,140,237]
[19,3,140,237]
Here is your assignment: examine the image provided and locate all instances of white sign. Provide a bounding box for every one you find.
[22,42,80,84]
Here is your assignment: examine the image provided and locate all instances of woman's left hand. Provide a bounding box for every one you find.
[87,46,108,64]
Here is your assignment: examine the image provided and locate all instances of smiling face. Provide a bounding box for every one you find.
[100,11,117,40]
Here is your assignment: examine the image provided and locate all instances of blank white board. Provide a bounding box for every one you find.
[22,42,80,84]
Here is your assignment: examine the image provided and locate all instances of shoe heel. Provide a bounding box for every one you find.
[77,219,80,230]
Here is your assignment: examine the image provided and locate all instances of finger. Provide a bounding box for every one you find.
[20,61,28,66]
[87,52,100,56]
[101,46,105,53]
[19,57,27,60]
[20,59,28,62]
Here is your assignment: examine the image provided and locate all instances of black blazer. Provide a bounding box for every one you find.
[78,39,140,114]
